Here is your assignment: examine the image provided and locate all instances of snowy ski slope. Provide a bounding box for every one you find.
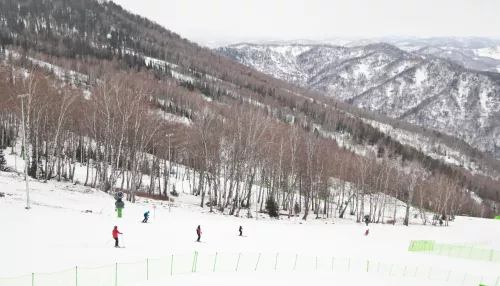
[1,150,500,286]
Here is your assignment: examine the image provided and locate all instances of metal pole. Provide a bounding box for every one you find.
[20,97,30,209]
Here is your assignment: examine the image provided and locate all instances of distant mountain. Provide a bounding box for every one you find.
[383,37,500,72]
[214,37,500,72]
[217,42,500,158]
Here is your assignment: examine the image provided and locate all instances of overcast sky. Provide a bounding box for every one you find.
[112,0,500,44]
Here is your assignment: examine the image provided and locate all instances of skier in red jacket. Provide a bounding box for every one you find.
[364,229,369,236]
[112,226,123,248]
[196,225,202,242]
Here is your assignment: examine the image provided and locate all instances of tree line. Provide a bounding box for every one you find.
[0,57,496,224]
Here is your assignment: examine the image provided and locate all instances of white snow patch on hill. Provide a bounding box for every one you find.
[474,46,500,60]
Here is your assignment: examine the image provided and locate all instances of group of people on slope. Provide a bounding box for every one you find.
[111,211,244,247]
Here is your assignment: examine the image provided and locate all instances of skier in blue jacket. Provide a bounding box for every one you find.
[142,211,150,223]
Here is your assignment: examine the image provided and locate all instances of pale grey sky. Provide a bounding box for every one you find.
[112,0,500,43]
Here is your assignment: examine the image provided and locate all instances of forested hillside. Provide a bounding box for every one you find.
[1,0,500,220]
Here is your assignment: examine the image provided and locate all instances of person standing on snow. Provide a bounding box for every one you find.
[142,211,150,223]
[196,225,202,242]
[112,226,123,247]
[239,226,243,236]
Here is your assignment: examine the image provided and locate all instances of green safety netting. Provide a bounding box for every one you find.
[0,251,498,286]
[409,240,500,263]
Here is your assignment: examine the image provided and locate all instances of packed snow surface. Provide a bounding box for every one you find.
[1,151,500,286]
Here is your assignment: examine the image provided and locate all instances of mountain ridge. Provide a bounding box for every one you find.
[216,43,500,160]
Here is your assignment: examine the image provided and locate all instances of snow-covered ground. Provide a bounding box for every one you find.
[474,46,500,60]
[1,152,500,286]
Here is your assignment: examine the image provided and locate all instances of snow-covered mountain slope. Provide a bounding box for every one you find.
[217,43,500,159]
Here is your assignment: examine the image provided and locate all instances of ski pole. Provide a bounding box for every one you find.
[121,234,125,247]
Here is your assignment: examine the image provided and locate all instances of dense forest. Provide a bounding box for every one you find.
[0,0,499,222]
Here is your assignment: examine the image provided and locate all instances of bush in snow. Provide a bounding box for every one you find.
[294,202,300,216]
[170,185,179,197]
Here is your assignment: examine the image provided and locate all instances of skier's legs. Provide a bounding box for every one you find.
[197,234,200,242]
[114,237,119,247]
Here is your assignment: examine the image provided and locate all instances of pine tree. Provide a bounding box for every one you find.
[0,147,8,171]
[266,195,279,218]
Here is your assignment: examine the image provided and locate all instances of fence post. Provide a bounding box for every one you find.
[366,260,369,272]
[194,252,198,273]
[389,264,393,276]
[236,253,241,272]
[490,250,494,262]
[403,265,407,276]
[428,267,431,279]
[191,252,198,273]
[115,263,118,286]
[316,257,318,271]
[462,273,466,284]
[32,273,34,286]
[76,266,78,286]
[275,253,279,270]
[170,255,173,275]
[213,252,218,272]
[446,270,450,281]
[348,258,351,272]
[495,276,499,286]
[254,253,261,271]
[331,257,334,271]
[414,266,418,277]
[147,259,149,280]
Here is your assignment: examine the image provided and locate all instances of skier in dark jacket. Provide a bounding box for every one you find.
[142,211,150,223]
[239,226,243,236]
[196,225,202,242]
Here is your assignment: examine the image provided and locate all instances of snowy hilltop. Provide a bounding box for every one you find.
[216,42,500,159]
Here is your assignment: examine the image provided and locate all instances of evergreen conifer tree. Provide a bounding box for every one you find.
[266,195,279,218]
[0,147,8,171]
